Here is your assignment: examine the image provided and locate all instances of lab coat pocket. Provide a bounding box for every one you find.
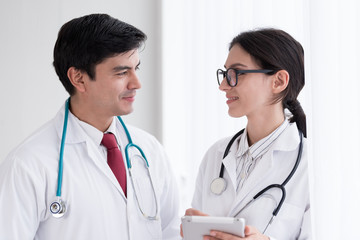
[271,203,303,239]
[145,219,162,240]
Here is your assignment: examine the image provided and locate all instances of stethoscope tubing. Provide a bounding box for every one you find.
[56,98,70,197]
[217,127,303,220]
[281,130,303,186]
[117,116,150,169]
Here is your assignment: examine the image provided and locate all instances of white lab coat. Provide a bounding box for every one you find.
[192,123,311,240]
[0,103,180,240]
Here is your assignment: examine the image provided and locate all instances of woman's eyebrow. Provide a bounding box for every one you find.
[224,63,248,69]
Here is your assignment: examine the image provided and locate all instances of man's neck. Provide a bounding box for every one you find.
[69,96,113,133]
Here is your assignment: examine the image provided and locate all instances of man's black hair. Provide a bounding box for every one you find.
[53,13,147,95]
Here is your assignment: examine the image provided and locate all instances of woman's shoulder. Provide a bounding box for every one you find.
[202,131,243,164]
[207,135,233,153]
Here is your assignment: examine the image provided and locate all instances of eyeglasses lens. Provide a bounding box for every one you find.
[227,69,237,87]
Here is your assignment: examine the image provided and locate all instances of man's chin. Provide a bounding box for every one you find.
[116,107,134,116]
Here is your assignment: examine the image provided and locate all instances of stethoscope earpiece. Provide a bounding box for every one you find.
[50,198,66,218]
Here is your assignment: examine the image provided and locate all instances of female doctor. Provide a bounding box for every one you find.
[184,29,311,240]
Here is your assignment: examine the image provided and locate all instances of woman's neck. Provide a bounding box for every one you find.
[246,104,285,146]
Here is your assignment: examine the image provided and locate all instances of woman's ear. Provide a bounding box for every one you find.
[67,67,86,93]
[272,70,289,93]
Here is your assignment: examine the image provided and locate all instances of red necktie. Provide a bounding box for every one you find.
[101,133,127,197]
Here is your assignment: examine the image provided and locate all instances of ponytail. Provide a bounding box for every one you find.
[285,99,307,138]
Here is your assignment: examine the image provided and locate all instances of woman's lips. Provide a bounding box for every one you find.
[226,96,239,104]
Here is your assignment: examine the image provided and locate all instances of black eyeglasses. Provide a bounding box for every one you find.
[216,68,275,87]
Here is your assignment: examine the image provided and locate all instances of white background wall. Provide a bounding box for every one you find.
[0,0,162,161]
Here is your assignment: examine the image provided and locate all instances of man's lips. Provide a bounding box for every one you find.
[122,95,136,102]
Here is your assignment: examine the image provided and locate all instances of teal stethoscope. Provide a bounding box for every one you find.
[50,98,159,220]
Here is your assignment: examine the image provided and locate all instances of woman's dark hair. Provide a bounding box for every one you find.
[53,13,147,95]
[230,28,307,137]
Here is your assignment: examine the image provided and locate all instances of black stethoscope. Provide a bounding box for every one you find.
[210,128,304,233]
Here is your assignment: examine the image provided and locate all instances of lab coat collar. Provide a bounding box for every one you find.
[236,119,289,159]
[271,122,300,152]
[54,102,125,146]
[54,101,128,201]
[214,121,300,169]
[54,101,87,144]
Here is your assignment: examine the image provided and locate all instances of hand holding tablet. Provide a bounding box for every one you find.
[181,215,245,240]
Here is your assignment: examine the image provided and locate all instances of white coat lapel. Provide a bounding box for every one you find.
[216,132,241,194]
[221,147,238,193]
[84,137,127,201]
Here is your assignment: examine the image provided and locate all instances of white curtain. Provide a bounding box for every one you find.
[161,0,360,239]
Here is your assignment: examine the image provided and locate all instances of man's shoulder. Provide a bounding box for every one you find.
[125,124,153,136]
[120,124,159,143]
[3,119,57,163]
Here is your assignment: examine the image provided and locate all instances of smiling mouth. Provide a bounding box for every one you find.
[227,97,239,100]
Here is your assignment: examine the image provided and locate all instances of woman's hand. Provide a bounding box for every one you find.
[203,225,270,240]
[180,208,209,237]
[185,208,209,217]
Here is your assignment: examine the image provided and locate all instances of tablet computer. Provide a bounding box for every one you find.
[181,215,245,240]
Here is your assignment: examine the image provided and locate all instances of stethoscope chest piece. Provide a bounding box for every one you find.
[50,198,67,218]
[210,177,227,195]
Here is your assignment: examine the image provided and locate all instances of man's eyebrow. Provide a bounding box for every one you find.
[224,63,248,69]
[112,61,141,72]
[112,65,131,72]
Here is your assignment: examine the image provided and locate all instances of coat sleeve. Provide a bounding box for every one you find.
[298,203,312,240]
[0,154,45,240]
[191,155,205,211]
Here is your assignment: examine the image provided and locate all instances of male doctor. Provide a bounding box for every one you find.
[0,14,179,240]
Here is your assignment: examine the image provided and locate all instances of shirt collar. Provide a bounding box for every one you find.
[76,115,118,146]
[104,117,118,138]
[236,118,289,159]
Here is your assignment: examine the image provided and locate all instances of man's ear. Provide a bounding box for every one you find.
[67,67,86,93]
[272,70,289,94]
